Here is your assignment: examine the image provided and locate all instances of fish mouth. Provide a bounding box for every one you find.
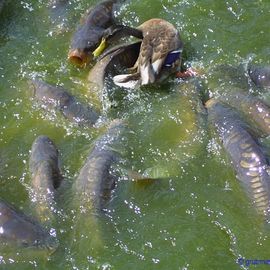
[68,49,90,67]
[205,98,217,108]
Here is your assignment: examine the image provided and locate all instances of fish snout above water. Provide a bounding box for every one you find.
[68,0,118,67]
[68,26,104,66]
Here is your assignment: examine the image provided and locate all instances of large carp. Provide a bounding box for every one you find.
[220,92,270,137]
[0,199,58,251]
[70,119,127,253]
[248,64,270,89]
[206,99,270,216]
[30,79,99,127]
[68,0,118,66]
[75,119,126,212]
[206,64,249,94]
[29,135,62,224]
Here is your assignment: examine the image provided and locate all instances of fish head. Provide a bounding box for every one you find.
[68,25,104,67]
[12,224,59,253]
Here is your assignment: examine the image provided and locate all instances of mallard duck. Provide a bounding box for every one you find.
[93,18,183,88]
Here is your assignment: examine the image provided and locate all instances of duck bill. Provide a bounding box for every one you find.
[93,37,107,58]
[68,49,90,67]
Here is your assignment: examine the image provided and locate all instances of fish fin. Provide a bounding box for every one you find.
[113,73,140,89]
[126,169,158,187]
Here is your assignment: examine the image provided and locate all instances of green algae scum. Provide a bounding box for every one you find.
[0,0,270,269]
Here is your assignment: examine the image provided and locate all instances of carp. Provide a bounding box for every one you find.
[220,92,270,137]
[30,79,99,127]
[29,135,62,224]
[206,99,270,216]
[0,199,58,251]
[248,64,270,89]
[68,0,118,66]
[75,119,126,212]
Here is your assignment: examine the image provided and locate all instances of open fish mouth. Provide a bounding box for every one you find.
[68,49,90,67]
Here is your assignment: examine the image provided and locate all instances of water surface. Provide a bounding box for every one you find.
[0,0,270,269]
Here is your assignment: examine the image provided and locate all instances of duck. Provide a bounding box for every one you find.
[93,18,184,88]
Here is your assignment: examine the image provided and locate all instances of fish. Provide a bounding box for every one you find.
[207,64,249,94]
[248,64,270,89]
[68,0,118,67]
[48,0,70,35]
[30,79,99,127]
[88,42,141,93]
[220,92,270,137]
[29,135,62,224]
[71,119,127,252]
[206,99,270,216]
[75,119,126,212]
[0,199,58,252]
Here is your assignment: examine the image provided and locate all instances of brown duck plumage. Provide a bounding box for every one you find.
[113,18,183,88]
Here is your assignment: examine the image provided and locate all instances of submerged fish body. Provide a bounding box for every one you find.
[75,119,126,212]
[68,0,117,66]
[29,135,62,224]
[207,100,270,216]
[30,79,99,127]
[221,92,270,137]
[0,0,5,13]
[248,65,270,89]
[88,42,141,93]
[0,199,58,251]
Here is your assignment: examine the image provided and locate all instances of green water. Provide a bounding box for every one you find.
[0,0,270,269]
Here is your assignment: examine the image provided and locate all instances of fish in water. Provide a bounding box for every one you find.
[30,79,99,127]
[29,135,62,224]
[88,41,141,95]
[248,64,270,89]
[70,119,127,253]
[220,92,270,137]
[68,0,118,67]
[206,99,270,216]
[0,199,58,251]
[48,0,70,35]
[75,119,126,212]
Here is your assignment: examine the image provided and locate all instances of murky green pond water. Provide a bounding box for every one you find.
[0,0,270,269]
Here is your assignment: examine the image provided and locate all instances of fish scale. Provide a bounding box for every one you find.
[207,100,270,216]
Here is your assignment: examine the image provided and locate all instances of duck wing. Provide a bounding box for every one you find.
[138,20,182,85]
